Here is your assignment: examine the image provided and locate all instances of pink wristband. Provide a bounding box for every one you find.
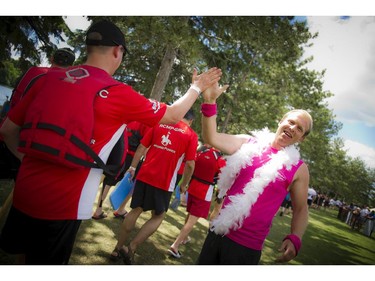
[201,103,217,117]
[283,234,301,256]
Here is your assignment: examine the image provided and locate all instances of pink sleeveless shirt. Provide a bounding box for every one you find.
[224,145,303,250]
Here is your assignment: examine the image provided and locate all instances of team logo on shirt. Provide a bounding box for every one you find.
[154,131,175,153]
[161,132,172,146]
[98,89,109,98]
[64,67,90,83]
[150,99,161,114]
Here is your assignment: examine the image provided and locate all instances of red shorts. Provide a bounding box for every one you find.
[186,193,211,218]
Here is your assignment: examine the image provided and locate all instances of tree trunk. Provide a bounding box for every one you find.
[149,44,177,101]
[221,107,232,133]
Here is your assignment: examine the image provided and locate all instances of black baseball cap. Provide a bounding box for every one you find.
[53,48,75,67]
[85,20,128,54]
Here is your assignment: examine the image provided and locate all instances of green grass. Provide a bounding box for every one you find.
[1,179,374,265]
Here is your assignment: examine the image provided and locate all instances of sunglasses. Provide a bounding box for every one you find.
[113,40,128,56]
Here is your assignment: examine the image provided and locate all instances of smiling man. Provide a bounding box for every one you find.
[196,82,313,265]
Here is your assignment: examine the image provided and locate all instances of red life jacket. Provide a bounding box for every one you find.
[10,66,50,110]
[18,66,122,175]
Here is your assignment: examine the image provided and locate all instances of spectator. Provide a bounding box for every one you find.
[345,203,355,225]
[350,207,361,230]
[357,206,370,230]
[111,110,198,264]
[316,193,325,210]
[0,20,222,265]
[363,210,374,237]
[279,192,292,216]
[0,96,10,121]
[307,189,316,208]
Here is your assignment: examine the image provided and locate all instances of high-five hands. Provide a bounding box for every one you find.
[202,82,229,104]
[191,68,223,93]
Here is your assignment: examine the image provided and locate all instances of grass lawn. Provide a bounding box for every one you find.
[1,179,374,266]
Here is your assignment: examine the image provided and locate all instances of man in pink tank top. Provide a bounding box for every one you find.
[197,82,313,265]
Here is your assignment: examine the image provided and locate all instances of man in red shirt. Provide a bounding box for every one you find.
[0,48,75,181]
[112,121,151,218]
[0,20,222,264]
[168,144,225,258]
[111,110,198,264]
[9,47,76,111]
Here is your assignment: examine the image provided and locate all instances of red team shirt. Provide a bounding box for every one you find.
[8,65,167,220]
[136,121,198,192]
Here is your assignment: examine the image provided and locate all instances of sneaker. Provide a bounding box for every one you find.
[168,248,182,258]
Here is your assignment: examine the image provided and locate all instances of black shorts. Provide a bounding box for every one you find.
[0,206,81,264]
[130,180,173,215]
[307,199,313,206]
[197,231,262,265]
[281,199,292,208]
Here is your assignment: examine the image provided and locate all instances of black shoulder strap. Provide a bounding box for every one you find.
[21,73,47,99]
[18,83,123,176]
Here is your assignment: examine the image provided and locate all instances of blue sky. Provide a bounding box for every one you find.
[302,16,375,168]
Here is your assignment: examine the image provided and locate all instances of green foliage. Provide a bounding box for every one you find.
[0,59,22,87]
[0,16,72,73]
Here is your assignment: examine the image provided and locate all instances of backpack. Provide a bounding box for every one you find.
[18,66,122,176]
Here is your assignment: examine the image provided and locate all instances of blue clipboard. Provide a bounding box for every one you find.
[109,172,134,210]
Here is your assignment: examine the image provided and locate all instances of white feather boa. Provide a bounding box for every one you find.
[211,128,300,235]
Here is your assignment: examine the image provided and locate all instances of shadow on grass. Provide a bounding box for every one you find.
[262,209,375,265]
[69,204,210,265]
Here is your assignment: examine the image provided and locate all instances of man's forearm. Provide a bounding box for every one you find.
[179,161,195,192]
[290,206,309,238]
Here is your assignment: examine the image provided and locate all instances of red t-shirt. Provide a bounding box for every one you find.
[8,65,167,220]
[136,121,198,192]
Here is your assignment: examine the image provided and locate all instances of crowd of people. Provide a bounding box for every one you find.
[0,19,315,265]
[290,188,374,238]
[337,203,374,237]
